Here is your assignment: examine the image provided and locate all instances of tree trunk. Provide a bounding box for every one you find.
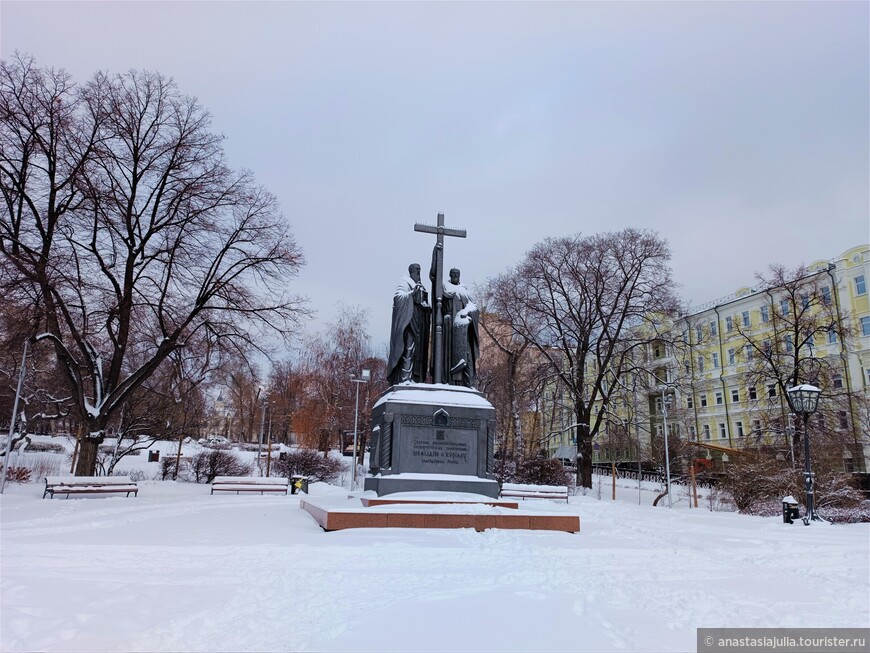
[74,436,102,476]
[576,405,592,488]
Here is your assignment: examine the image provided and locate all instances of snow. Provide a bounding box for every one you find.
[373,384,493,408]
[2,473,868,652]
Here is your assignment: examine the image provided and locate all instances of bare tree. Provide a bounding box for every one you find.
[732,264,859,467]
[488,229,679,488]
[476,301,543,463]
[0,55,309,475]
[293,305,385,461]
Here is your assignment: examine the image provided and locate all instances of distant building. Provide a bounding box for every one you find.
[542,244,869,473]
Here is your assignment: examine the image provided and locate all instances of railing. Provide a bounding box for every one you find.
[591,462,724,487]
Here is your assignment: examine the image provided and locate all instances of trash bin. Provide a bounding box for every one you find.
[782,495,800,524]
[291,475,309,495]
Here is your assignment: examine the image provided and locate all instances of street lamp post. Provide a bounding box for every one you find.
[661,392,672,509]
[351,369,371,487]
[786,384,822,525]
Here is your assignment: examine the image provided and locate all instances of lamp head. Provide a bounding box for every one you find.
[786,384,821,415]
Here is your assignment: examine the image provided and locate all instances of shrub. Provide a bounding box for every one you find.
[4,466,31,483]
[720,452,866,520]
[272,449,344,483]
[161,456,179,480]
[188,450,251,483]
[21,453,63,480]
[24,441,65,453]
[513,457,570,487]
[113,468,147,482]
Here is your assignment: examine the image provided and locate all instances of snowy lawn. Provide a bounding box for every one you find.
[1,479,868,653]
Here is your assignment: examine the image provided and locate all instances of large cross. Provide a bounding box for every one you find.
[414,213,466,385]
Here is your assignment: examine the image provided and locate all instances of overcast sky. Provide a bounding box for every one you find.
[2,1,868,355]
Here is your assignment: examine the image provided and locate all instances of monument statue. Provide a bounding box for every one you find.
[429,247,479,388]
[367,213,497,498]
[387,263,431,385]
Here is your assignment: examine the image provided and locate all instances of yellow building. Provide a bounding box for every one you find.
[548,244,870,473]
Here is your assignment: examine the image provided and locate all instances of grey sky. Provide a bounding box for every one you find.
[3,1,868,355]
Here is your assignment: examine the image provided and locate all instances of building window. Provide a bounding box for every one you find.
[703,424,711,440]
[682,329,689,343]
[742,311,750,327]
[653,343,663,358]
[700,394,708,408]
[828,329,838,344]
[715,391,723,405]
[763,339,772,355]
[785,336,793,353]
[752,419,762,434]
[718,423,727,439]
[807,333,815,347]
[731,388,740,402]
[689,425,697,440]
[760,305,769,323]
[767,384,776,398]
[725,316,733,332]
[712,353,719,368]
[695,325,702,342]
[697,356,704,373]
[728,348,736,365]
[856,275,867,296]
[861,316,870,337]
[821,286,832,306]
[709,321,717,337]
[838,411,849,429]
[832,373,843,389]
[687,396,693,409]
[736,421,744,437]
[800,293,810,310]
[745,346,754,361]
[865,368,870,386]
[748,386,757,400]
[781,299,790,316]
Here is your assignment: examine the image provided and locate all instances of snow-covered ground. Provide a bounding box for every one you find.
[2,471,868,653]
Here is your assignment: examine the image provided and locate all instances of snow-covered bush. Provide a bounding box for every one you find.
[114,468,147,482]
[720,452,866,521]
[161,456,179,481]
[24,441,65,453]
[272,449,344,483]
[513,457,571,487]
[187,450,251,483]
[20,453,63,480]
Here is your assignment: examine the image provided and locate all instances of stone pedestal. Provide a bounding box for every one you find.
[365,384,499,498]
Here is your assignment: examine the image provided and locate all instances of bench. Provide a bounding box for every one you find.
[210,476,289,495]
[500,482,570,503]
[43,476,139,499]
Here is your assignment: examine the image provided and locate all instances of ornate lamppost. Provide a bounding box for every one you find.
[785,383,822,525]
